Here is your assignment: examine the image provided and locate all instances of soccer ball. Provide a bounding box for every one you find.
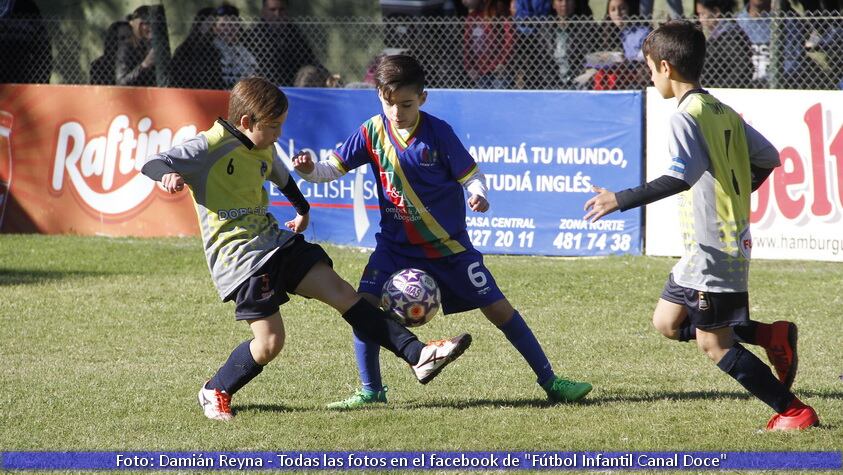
[381,268,441,327]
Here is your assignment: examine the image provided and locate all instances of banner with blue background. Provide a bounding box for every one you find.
[273,89,642,256]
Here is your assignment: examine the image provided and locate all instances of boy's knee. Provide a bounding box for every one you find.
[253,333,285,362]
[652,316,679,340]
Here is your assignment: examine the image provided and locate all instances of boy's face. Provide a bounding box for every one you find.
[646,54,674,99]
[241,111,288,149]
[378,86,427,130]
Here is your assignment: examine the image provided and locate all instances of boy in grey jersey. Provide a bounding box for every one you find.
[584,21,818,431]
[142,78,472,421]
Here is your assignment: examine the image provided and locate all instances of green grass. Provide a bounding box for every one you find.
[1,235,841,473]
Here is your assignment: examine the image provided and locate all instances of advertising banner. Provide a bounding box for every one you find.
[645,88,843,262]
[277,88,643,256]
[0,84,228,236]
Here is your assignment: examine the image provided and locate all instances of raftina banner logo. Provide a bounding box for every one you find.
[0,84,228,235]
[51,115,197,215]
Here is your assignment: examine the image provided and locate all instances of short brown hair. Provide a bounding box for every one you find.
[375,55,425,102]
[642,21,706,82]
[227,77,288,125]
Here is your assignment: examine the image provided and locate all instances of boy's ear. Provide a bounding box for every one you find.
[239,114,253,131]
[418,91,427,106]
[660,59,672,76]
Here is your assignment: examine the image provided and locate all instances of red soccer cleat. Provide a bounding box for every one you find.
[763,321,798,390]
[766,399,819,431]
[198,383,233,421]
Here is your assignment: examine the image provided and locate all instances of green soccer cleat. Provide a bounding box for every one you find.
[543,376,593,403]
[326,388,388,410]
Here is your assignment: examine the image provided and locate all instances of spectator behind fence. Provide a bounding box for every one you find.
[0,0,52,84]
[170,7,224,89]
[808,21,843,89]
[212,4,257,89]
[462,0,514,89]
[90,21,131,85]
[248,0,318,87]
[115,6,157,86]
[293,64,342,87]
[639,0,683,19]
[697,0,754,88]
[510,0,557,88]
[548,0,598,89]
[735,0,810,88]
[588,0,650,89]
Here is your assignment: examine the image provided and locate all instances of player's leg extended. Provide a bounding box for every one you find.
[295,261,421,361]
[328,292,388,410]
[697,326,817,431]
[200,313,284,421]
[679,320,798,388]
[296,261,471,384]
[481,298,592,403]
[664,275,799,388]
[660,274,797,387]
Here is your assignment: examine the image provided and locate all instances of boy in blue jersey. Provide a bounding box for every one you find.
[141,77,472,421]
[584,21,818,431]
[293,54,592,409]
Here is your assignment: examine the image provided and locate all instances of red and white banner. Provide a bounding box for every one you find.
[645,88,843,262]
[0,84,229,236]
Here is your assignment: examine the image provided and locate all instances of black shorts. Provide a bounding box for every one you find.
[660,273,750,330]
[231,236,332,320]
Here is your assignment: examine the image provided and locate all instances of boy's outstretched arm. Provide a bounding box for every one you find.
[584,175,690,222]
[141,160,184,193]
[292,151,347,183]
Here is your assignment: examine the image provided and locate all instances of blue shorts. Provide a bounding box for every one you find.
[358,247,505,315]
[661,274,750,330]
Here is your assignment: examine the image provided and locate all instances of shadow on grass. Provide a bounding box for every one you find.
[0,268,111,286]
[407,388,843,409]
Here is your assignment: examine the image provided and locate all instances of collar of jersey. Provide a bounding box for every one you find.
[216,117,255,150]
[677,88,708,108]
[386,113,420,151]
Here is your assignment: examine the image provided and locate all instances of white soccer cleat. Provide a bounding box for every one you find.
[198,383,233,421]
[411,333,472,384]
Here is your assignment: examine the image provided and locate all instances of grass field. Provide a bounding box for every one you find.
[1,234,841,473]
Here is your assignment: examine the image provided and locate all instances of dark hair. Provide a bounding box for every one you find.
[375,55,425,102]
[696,0,736,12]
[102,20,130,56]
[228,77,289,126]
[129,5,151,21]
[642,20,706,81]
[215,3,240,17]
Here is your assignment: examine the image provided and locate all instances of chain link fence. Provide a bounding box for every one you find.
[1,13,842,90]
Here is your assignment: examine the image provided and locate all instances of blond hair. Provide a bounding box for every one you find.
[227,77,288,125]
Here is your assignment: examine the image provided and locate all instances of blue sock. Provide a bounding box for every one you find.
[353,328,384,392]
[498,311,555,387]
[207,339,264,395]
[717,343,793,413]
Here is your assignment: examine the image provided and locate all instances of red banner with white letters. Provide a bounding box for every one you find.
[0,84,229,236]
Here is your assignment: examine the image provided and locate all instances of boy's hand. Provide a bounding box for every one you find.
[285,212,309,233]
[584,186,619,222]
[467,195,489,213]
[159,172,185,193]
[291,151,315,174]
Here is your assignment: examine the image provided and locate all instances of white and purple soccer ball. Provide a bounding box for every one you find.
[381,268,441,327]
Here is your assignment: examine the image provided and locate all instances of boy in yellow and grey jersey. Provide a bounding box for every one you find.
[584,21,818,431]
[142,77,472,421]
